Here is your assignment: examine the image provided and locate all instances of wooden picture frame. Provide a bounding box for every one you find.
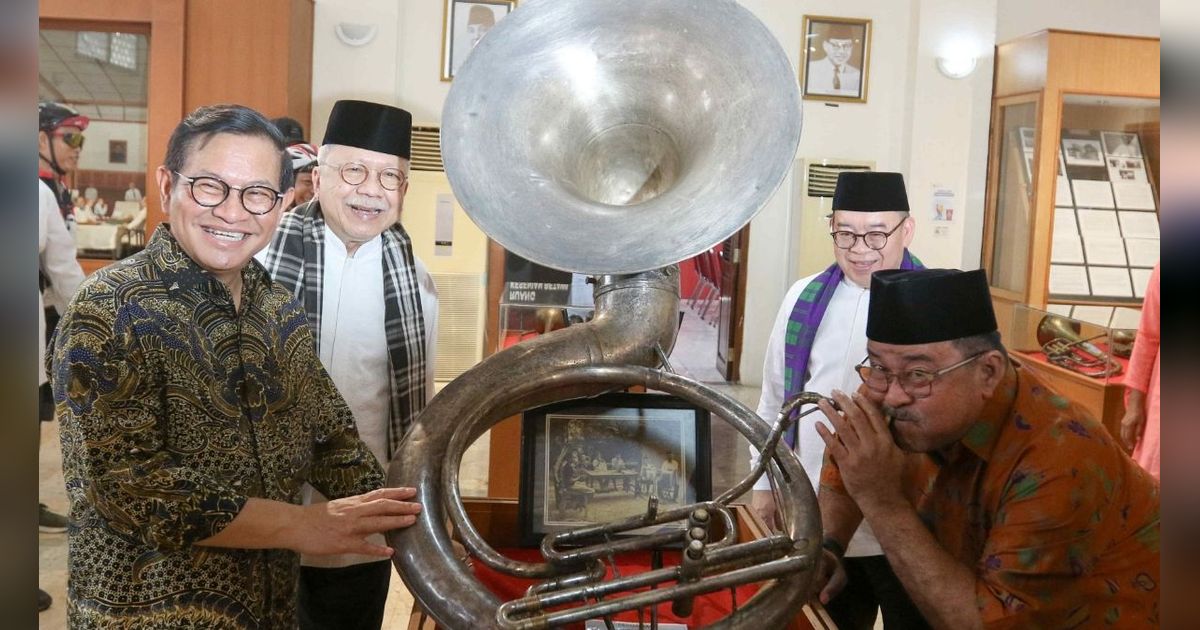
[518,393,712,547]
[440,0,517,81]
[108,139,127,164]
[800,15,872,104]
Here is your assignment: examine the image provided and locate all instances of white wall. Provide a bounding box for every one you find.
[78,120,146,173]
[996,0,1159,43]
[308,0,1160,387]
[902,0,996,272]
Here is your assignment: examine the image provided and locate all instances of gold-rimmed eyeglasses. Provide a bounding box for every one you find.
[323,162,407,191]
[854,351,986,399]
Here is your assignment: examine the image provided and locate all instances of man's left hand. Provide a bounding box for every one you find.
[814,390,907,513]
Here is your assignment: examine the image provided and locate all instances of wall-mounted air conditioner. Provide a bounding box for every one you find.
[404,125,489,382]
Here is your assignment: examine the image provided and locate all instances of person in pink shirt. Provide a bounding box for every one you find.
[1120,263,1160,480]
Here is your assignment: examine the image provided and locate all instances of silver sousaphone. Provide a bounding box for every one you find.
[389,0,819,626]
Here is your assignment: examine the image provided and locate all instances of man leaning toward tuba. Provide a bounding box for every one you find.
[811,269,1160,628]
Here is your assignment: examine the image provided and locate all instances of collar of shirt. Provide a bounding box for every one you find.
[146,224,269,304]
[953,362,1021,464]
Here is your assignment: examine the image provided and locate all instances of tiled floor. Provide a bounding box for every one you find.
[37,310,766,628]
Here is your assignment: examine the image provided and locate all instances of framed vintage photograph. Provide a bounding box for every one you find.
[800,15,872,104]
[518,392,711,546]
[440,0,517,81]
[108,140,127,164]
[1101,131,1143,159]
[1062,138,1105,167]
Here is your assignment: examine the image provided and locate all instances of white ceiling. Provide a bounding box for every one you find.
[38,29,148,123]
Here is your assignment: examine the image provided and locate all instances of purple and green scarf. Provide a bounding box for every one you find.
[782,251,923,447]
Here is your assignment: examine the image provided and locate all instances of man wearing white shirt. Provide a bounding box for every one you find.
[750,172,928,629]
[38,179,86,612]
[258,100,438,630]
[805,24,863,98]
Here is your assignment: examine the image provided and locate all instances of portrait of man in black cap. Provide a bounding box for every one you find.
[749,171,924,629]
[810,268,1160,628]
[804,18,869,99]
[258,99,439,630]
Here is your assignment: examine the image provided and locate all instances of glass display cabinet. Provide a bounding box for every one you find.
[983,30,1159,341]
[984,30,1158,434]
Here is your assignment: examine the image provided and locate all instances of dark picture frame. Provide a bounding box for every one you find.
[800,15,872,104]
[518,392,711,547]
[108,139,127,164]
[440,0,517,81]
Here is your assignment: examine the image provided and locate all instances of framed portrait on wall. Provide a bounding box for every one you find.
[800,15,872,104]
[441,0,517,81]
[108,140,127,164]
[518,393,711,546]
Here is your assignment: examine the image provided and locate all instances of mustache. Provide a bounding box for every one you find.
[346,197,389,212]
[882,405,920,424]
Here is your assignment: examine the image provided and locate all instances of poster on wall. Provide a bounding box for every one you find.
[930,187,955,222]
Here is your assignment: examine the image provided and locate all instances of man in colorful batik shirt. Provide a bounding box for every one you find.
[813,268,1160,628]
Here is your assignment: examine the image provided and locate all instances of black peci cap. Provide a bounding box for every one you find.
[322,100,413,159]
[867,269,997,344]
[832,171,910,213]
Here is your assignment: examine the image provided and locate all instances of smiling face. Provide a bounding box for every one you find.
[158,132,291,288]
[313,144,408,252]
[823,38,854,67]
[831,210,914,289]
[863,339,1003,453]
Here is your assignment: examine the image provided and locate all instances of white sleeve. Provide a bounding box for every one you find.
[748,279,808,491]
[414,256,439,403]
[39,182,86,314]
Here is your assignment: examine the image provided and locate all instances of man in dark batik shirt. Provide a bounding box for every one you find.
[50,104,421,629]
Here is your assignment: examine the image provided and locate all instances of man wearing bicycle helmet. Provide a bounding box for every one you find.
[39,102,89,220]
[287,142,319,210]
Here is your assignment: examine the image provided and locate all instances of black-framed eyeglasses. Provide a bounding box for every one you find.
[323,162,407,191]
[854,351,987,399]
[54,131,86,149]
[173,171,283,215]
[830,221,904,251]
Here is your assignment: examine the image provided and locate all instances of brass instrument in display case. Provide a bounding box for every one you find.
[1036,314,1124,378]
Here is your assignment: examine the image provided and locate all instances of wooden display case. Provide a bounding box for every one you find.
[983,30,1159,431]
[984,30,1159,334]
[406,498,834,629]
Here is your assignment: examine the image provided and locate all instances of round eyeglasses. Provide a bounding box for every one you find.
[830,221,904,251]
[173,171,283,215]
[323,162,407,191]
[854,351,986,399]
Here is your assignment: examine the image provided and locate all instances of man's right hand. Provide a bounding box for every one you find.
[289,486,422,557]
[809,547,848,605]
[751,489,779,531]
